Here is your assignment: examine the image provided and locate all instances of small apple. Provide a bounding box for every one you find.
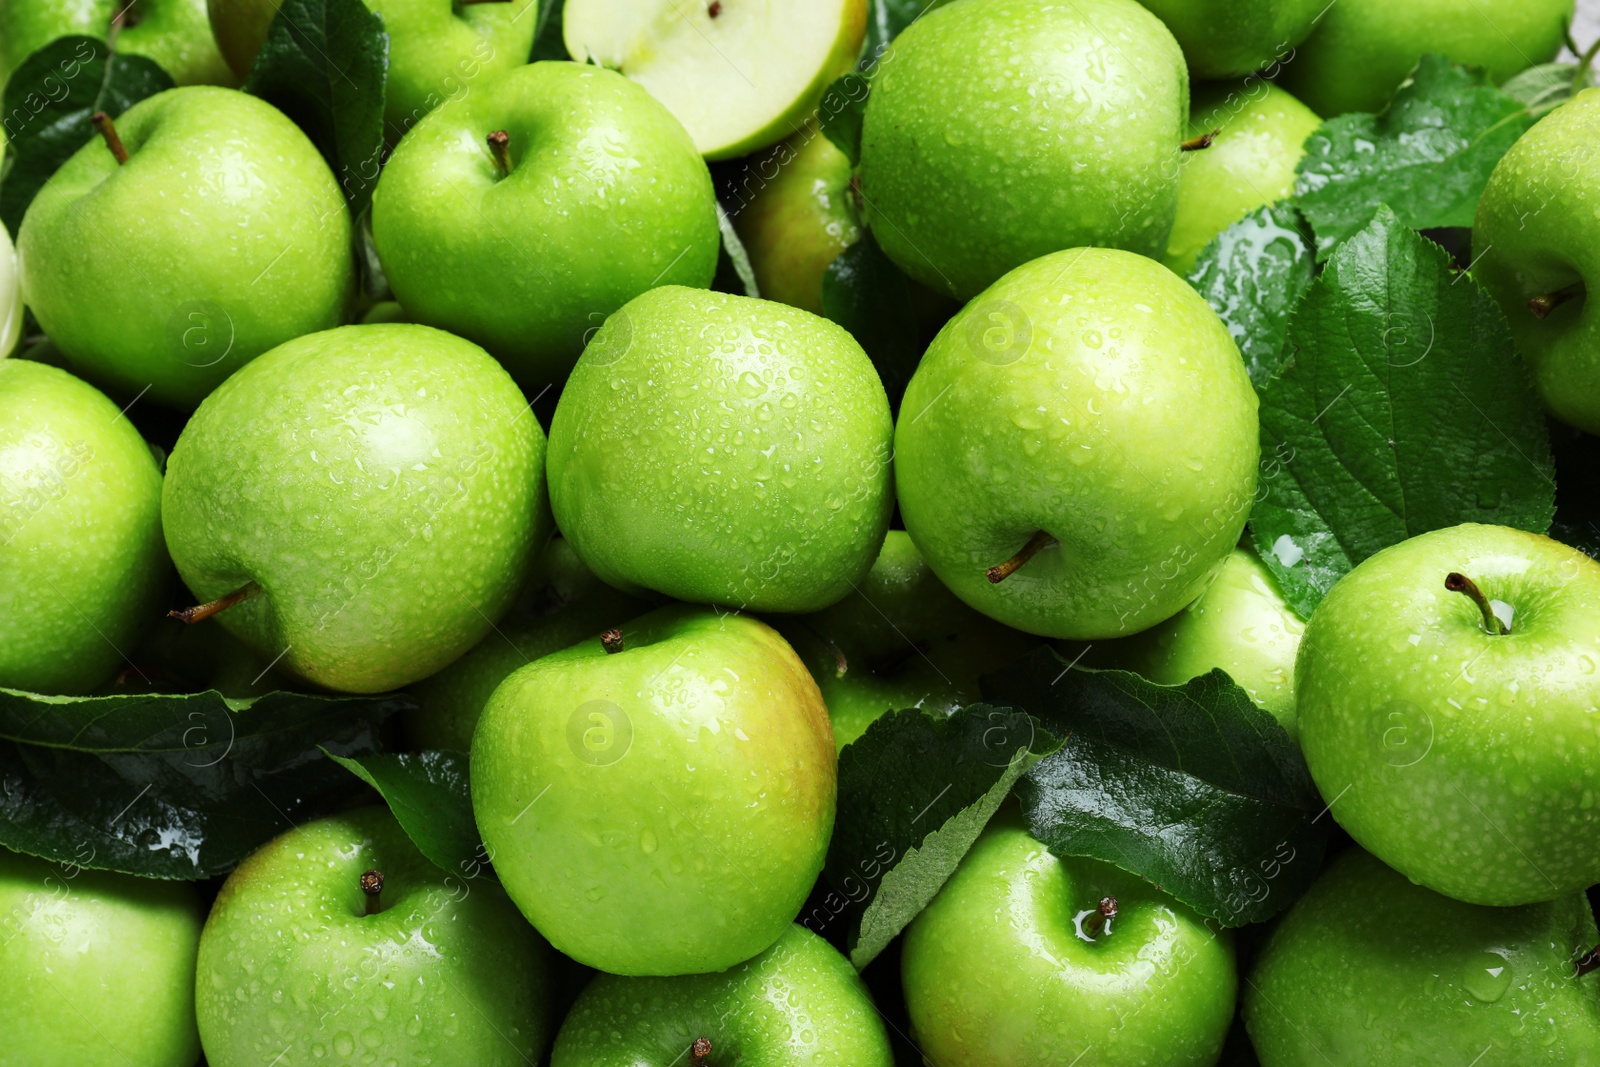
[548,286,894,613]
[902,809,1236,1066]
[0,0,233,89]
[0,847,204,1067]
[372,62,721,391]
[0,359,168,696]
[18,86,353,410]
[471,605,836,976]
[858,0,1188,300]
[895,247,1259,640]
[1137,0,1325,79]
[196,806,554,1066]
[161,323,550,694]
[1245,847,1600,1063]
[1296,523,1600,906]
[562,0,866,159]
[551,924,894,1066]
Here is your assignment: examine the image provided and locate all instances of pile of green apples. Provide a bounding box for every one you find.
[3,0,1600,1064]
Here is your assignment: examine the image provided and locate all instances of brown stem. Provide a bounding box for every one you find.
[987,530,1055,584]
[689,1038,712,1067]
[169,582,261,624]
[360,869,384,915]
[487,130,512,177]
[1181,129,1219,152]
[1529,282,1585,319]
[1444,572,1509,636]
[1084,896,1118,938]
[1577,944,1600,978]
[90,112,130,165]
[600,628,625,655]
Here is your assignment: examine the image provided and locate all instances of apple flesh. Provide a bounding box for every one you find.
[0,0,233,89]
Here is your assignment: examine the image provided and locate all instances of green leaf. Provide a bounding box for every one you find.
[714,206,760,298]
[327,749,493,884]
[243,0,388,217]
[1294,55,1534,255]
[821,232,920,412]
[1250,207,1554,617]
[0,687,403,879]
[1499,61,1594,117]
[0,36,173,236]
[532,0,568,60]
[1187,202,1317,387]
[818,704,1060,970]
[984,651,1329,928]
[818,73,869,167]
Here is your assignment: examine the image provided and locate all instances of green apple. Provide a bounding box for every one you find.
[161,323,550,694]
[548,286,894,612]
[18,86,353,410]
[551,924,893,1066]
[206,0,277,78]
[405,537,650,752]
[0,847,203,1067]
[895,247,1259,640]
[1164,81,1321,276]
[0,360,167,695]
[1474,88,1600,434]
[903,809,1237,1066]
[1137,0,1325,79]
[471,605,836,976]
[0,0,232,89]
[1245,847,1600,1064]
[196,806,553,1066]
[372,62,720,390]
[857,0,1188,301]
[733,128,862,316]
[563,0,866,159]
[1281,0,1572,117]
[0,218,19,357]
[1296,522,1600,906]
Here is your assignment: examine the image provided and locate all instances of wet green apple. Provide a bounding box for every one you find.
[0,0,232,88]
[1137,0,1324,79]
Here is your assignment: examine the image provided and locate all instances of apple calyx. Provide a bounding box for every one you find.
[600,628,625,654]
[689,1037,713,1066]
[169,581,262,624]
[987,530,1056,584]
[90,112,130,166]
[360,869,385,915]
[1083,896,1118,939]
[1180,130,1220,152]
[1577,945,1600,978]
[1444,572,1509,636]
[487,131,512,178]
[1528,281,1585,320]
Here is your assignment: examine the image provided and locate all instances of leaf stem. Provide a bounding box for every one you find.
[90,112,130,165]
[1528,281,1584,320]
[169,582,262,624]
[487,130,512,177]
[987,530,1055,584]
[1444,572,1509,635]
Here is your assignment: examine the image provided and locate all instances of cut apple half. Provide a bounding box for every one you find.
[563,0,866,160]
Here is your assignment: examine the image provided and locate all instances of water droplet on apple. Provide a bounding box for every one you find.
[1463,951,1512,1002]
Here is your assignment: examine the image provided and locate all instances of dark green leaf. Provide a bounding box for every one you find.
[1187,202,1317,387]
[714,207,760,298]
[0,687,402,879]
[984,651,1328,927]
[1294,55,1533,255]
[0,36,173,236]
[818,704,1060,969]
[244,0,388,217]
[818,73,869,167]
[821,232,920,412]
[532,0,568,61]
[1499,61,1593,117]
[327,749,493,883]
[1250,207,1554,617]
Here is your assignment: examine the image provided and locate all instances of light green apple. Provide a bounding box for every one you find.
[548,286,893,612]
[563,0,866,159]
[18,86,353,410]
[1245,847,1600,1064]
[0,847,203,1067]
[1164,81,1321,276]
[0,0,233,89]
[471,605,836,976]
[895,247,1259,640]
[161,323,550,694]
[1296,523,1600,906]
[1138,0,1325,79]
[0,360,167,695]
[903,810,1237,1067]
[0,217,19,357]
[858,0,1188,301]
[372,61,720,390]
[551,924,894,1066]
[1474,88,1600,434]
[1281,0,1572,117]
[196,806,553,1067]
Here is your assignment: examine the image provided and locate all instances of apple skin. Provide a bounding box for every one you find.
[903,810,1236,1067]
[1473,88,1600,434]
[858,0,1188,301]
[1137,0,1324,79]
[0,848,203,1067]
[1297,523,1600,906]
[548,286,894,613]
[0,360,168,696]
[1281,0,1571,117]
[18,86,353,411]
[161,323,550,695]
[0,0,233,88]
[1245,847,1600,1064]
[372,62,720,391]
[471,605,836,976]
[1164,82,1321,276]
[206,0,279,79]
[195,806,553,1067]
[0,217,20,357]
[895,247,1259,640]
[551,924,893,1066]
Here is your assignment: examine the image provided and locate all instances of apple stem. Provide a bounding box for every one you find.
[1444,572,1509,635]
[1528,282,1584,320]
[360,869,384,915]
[708,1,723,16]
[90,112,130,165]
[1084,896,1118,938]
[1181,129,1220,152]
[487,130,512,177]
[689,1038,712,1066]
[601,628,625,654]
[987,530,1056,584]
[169,581,262,625]
[1577,945,1600,978]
